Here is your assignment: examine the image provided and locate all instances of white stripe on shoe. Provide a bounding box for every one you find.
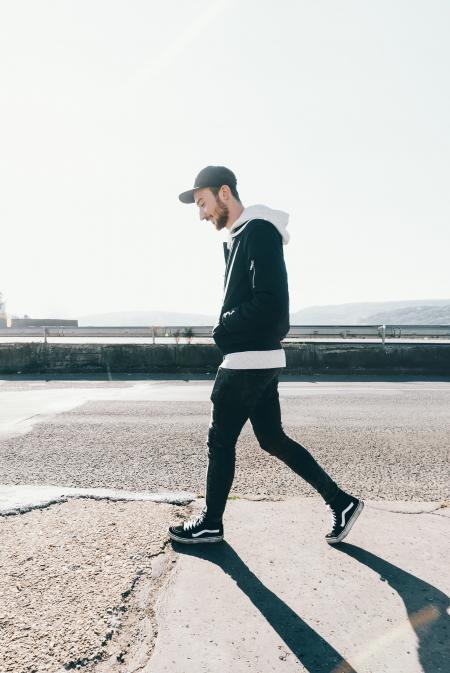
[341,502,354,527]
[192,529,220,537]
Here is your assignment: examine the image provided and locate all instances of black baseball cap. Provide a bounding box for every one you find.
[178,165,237,204]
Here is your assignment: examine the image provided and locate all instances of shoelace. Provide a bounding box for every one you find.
[183,511,207,532]
[326,504,337,528]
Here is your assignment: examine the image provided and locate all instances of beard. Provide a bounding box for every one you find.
[213,197,230,231]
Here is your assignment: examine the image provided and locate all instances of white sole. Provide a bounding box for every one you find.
[326,500,364,544]
[168,531,224,544]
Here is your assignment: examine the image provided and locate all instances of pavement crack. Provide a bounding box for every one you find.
[0,496,71,517]
[0,493,195,518]
[62,569,147,670]
[227,494,286,502]
[62,540,178,672]
[132,547,178,672]
[117,522,191,673]
[367,503,447,515]
[429,509,450,518]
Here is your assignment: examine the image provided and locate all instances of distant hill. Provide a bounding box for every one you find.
[79,300,450,327]
[290,299,450,325]
[79,310,217,326]
[365,305,450,325]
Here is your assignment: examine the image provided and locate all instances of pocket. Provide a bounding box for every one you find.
[210,368,280,409]
[210,367,228,403]
[210,368,247,406]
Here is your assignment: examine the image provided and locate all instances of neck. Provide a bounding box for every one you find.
[225,202,245,230]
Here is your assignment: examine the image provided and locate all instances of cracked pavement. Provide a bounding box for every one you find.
[0,498,190,673]
[0,377,449,672]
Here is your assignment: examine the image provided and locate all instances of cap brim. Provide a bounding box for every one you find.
[178,188,196,204]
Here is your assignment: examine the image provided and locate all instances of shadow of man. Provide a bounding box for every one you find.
[172,541,359,673]
[334,543,449,673]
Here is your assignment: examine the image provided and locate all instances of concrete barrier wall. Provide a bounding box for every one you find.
[0,342,449,375]
[10,319,79,328]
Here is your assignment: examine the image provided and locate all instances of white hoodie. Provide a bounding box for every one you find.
[226,204,290,250]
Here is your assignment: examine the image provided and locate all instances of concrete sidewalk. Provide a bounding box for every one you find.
[149,498,449,673]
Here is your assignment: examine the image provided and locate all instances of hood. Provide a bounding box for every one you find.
[226,204,290,249]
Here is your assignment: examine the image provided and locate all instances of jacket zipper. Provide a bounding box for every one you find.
[250,259,255,288]
[223,240,241,298]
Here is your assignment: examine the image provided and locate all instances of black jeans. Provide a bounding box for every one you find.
[205,367,339,522]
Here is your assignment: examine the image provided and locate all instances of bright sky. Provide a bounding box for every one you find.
[1,0,449,319]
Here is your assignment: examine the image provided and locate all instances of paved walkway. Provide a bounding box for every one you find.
[1,379,449,501]
[1,378,448,672]
[149,497,449,673]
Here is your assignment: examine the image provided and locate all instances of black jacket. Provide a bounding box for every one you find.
[212,218,290,355]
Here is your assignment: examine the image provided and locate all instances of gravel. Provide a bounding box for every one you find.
[0,389,449,501]
[0,498,186,673]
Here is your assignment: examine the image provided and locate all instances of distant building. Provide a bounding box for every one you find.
[10,318,78,328]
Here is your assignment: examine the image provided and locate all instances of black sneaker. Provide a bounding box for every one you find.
[325,491,364,544]
[168,507,224,544]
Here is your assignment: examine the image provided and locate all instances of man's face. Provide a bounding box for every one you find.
[194,187,230,231]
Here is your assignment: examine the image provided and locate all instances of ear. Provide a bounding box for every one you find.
[220,184,232,201]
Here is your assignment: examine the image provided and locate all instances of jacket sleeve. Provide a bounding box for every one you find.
[220,220,287,333]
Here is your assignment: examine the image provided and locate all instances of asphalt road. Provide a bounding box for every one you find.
[0,377,449,502]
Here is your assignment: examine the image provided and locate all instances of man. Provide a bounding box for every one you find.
[168,166,363,545]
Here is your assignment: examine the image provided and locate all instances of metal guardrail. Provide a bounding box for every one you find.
[1,325,450,344]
